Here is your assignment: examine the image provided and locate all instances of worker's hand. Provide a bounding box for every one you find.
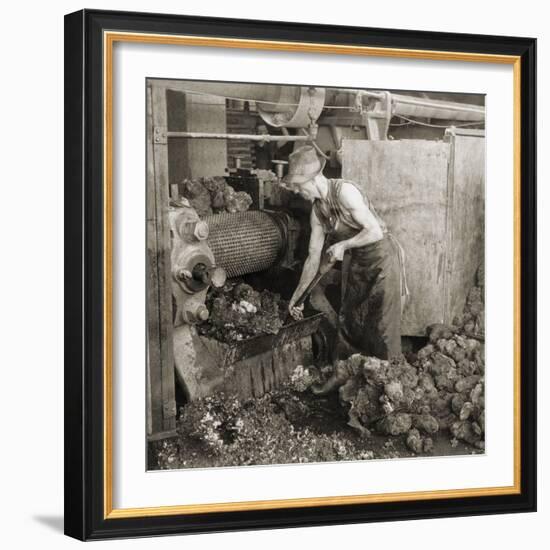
[326,242,347,262]
[288,302,304,321]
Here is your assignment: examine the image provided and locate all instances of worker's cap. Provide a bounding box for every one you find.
[281,145,326,186]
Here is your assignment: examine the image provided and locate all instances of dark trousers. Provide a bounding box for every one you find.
[336,235,402,360]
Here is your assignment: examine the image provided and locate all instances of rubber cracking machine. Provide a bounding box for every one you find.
[169,200,322,403]
[146,79,486,439]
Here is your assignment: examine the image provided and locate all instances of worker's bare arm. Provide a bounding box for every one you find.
[289,209,325,318]
[326,183,383,260]
[307,207,326,258]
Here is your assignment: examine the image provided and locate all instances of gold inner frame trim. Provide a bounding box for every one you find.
[103,30,522,520]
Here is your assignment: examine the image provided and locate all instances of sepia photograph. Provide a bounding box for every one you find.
[146,78,486,471]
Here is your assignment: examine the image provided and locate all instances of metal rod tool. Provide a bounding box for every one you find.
[287,252,337,322]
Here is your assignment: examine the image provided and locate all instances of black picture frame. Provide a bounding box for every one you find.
[64,8,536,541]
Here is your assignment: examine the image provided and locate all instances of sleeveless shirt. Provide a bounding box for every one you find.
[312,178,387,238]
[312,178,410,306]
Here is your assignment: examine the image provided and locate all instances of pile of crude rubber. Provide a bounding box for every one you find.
[453,266,485,337]
[198,281,288,343]
[333,326,485,453]
[180,176,253,217]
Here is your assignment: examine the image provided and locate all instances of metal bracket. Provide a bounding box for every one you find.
[355,91,393,140]
[153,126,167,144]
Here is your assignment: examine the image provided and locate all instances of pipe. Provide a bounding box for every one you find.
[149,80,298,107]
[166,131,310,141]
[149,80,484,123]
[339,88,484,121]
[391,94,484,121]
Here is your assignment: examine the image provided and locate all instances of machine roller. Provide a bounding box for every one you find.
[203,211,287,279]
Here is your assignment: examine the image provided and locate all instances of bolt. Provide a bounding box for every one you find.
[193,220,209,241]
[195,305,209,322]
[210,267,227,288]
[176,269,192,281]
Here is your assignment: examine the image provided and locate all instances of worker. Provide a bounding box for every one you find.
[284,146,407,392]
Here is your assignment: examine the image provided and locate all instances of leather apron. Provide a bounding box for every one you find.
[313,179,405,360]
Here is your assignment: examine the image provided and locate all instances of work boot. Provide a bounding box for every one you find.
[311,370,348,396]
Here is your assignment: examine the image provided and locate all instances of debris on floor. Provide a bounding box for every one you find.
[152,383,412,470]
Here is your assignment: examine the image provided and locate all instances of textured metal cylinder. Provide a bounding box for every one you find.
[204,211,284,278]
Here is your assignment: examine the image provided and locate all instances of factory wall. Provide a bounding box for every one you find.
[167,90,227,185]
